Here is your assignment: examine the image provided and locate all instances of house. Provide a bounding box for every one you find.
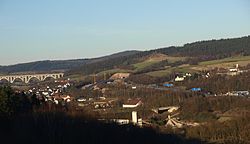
[229,68,238,72]
[227,64,244,76]
[229,64,239,72]
[93,98,116,109]
[61,95,71,102]
[226,91,249,96]
[122,98,142,108]
[42,91,49,96]
[185,73,192,77]
[111,119,130,125]
[174,76,185,82]
[77,98,86,102]
[94,101,110,109]
[205,72,210,78]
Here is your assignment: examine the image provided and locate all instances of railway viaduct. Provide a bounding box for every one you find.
[0,73,64,83]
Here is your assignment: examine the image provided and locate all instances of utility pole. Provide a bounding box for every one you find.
[92,74,96,84]
[104,72,106,81]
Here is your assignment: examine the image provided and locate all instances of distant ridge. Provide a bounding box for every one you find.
[0,50,140,74]
[68,35,250,75]
[1,35,250,74]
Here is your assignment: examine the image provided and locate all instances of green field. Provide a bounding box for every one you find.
[147,56,250,77]
[133,60,160,71]
[97,68,132,75]
[189,56,250,71]
[146,68,173,77]
[199,56,250,66]
[66,74,86,81]
[146,66,196,77]
[67,56,250,79]
[133,55,186,71]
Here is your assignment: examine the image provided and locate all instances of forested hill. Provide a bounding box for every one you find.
[154,35,250,58]
[0,59,87,74]
[1,36,249,74]
[0,50,139,74]
[68,35,250,75]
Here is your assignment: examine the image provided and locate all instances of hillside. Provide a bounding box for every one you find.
[68,36,250,76]
[0,59,87,74]
[1,36,249,75]
[154,36,250,58]
[0,50,139,74]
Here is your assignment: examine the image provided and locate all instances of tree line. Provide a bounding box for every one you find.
[68,36,250,75]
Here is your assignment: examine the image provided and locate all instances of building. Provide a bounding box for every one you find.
[227,64,244,76]
[94,101,110,109]
[174,76,185,82]
[229,64,239,72]
[112,119,130,125]
[131,111,142,126]
[226,91,249,96]
[122,98,142,108]
[132,111,137,124]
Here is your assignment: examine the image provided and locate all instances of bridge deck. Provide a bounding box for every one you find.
[0,73,64,83]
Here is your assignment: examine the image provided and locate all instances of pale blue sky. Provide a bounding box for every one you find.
[0,0,250,65]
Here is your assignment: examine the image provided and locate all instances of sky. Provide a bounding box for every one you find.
[0,0,250,65]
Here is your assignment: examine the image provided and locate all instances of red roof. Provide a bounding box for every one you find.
[124,98,142,105]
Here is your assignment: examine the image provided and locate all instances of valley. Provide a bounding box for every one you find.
[1,36,250,144]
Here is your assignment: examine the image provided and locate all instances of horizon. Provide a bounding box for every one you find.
[0,35,249,66]
[1,0,250,65]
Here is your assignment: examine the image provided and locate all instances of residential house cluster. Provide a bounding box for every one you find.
[225,91,249,97]
[27,81,72,105]
[174,73,192,82]
[76,96,117,109]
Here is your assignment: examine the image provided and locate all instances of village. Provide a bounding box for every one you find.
[6,63,247,131]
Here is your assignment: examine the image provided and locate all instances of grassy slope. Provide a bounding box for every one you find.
[200,56,250,65]
[146,68,173,77]
[133,54,185,71]
[92,54,186,76]
[133,60,160,71]
[146,65,197,77]
[97,69,133,75]
[191,56,250,71]
[147,56,250,77]
[67,56,250,79]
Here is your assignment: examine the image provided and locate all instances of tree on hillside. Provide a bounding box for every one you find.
[0,86,32,116]
[0,86,15,115]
